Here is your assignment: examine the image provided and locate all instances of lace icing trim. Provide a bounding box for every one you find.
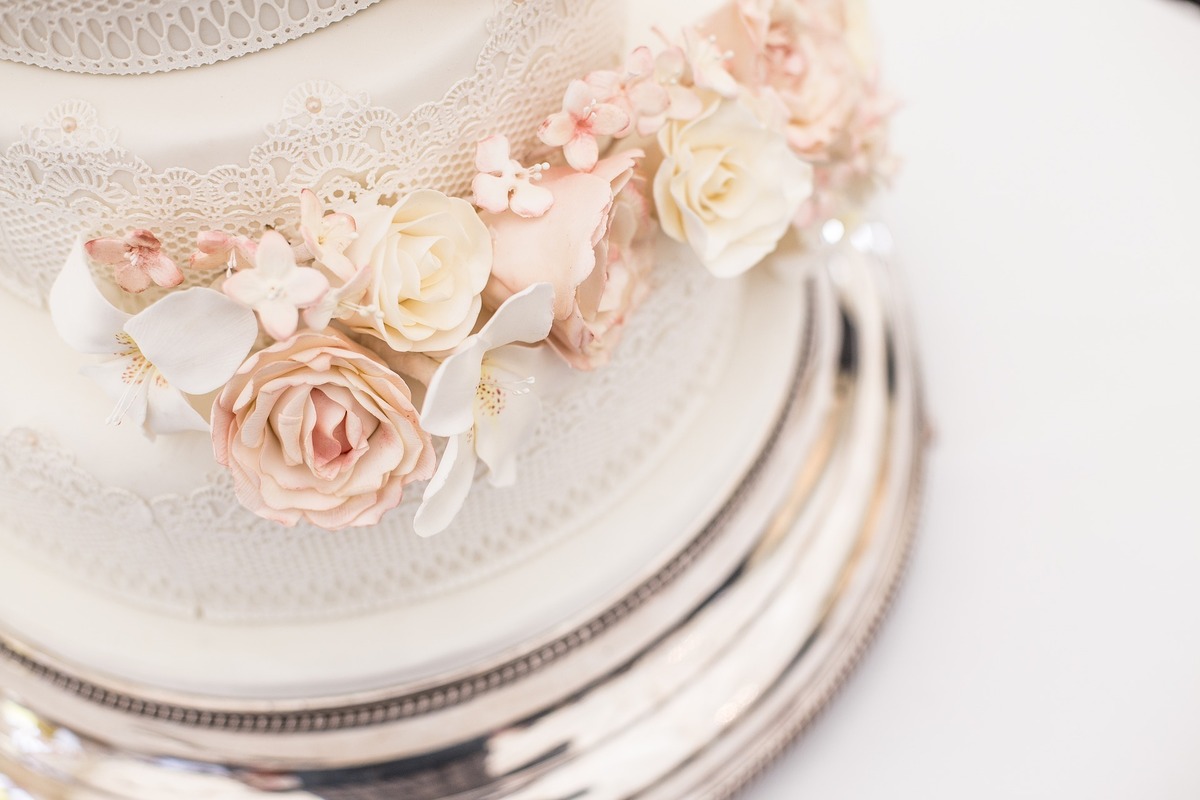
[0,0,383,75]
[0,0,625,308]
[0,247,743,622]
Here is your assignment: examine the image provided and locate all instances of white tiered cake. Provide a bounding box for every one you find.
[0,1,923,797]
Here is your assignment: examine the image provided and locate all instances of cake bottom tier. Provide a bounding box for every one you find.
[0,225,926,799]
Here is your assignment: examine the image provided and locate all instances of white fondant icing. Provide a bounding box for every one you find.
[0,237,745,623]
[0,0,491,172]
[0,251,808,697]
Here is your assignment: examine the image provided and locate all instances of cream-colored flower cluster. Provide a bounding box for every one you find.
[48,0,890,535]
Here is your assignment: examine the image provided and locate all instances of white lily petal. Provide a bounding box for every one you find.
[145,380,210,435]
[49,239,131,354]
[80,358,149,431]
[475,395,540,487]
[421,337,489,437]
[413,433,477,538]
[474,349,545,487]
[125,288,258,395]
[485,343,570,401]
[477,282,556,349]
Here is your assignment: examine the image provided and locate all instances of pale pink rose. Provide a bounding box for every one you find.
[212,331,435,530]
[700,0,894,225]
[482,150,648,370]
[550,174,652,370]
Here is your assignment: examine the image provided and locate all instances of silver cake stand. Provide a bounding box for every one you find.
[0,223,927,800]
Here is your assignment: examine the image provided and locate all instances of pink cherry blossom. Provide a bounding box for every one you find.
[537,79,630,172]
[189,230,258,273]
[222,230,330,340]
[471,135,554,218]
[84,229,183,294]
[634,40,705,134]
[585,49,671,138]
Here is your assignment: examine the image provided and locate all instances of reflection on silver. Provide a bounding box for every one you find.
[0,223,927,799]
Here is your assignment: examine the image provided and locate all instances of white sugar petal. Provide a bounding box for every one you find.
[80,358,148,432]
[485,343,569,400]
[475,134,512,173]
[126,288,258,395]
[222,269,269,307]
[286,267,331,306]
[474,380,541,487]
[49,239,131,354]
[421,338,488,436]
[254,230,298,280]
[413,433,477,538]
[145,380,210,435]
[477,282,556,349]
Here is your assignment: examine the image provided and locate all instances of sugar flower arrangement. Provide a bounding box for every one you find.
[49,0,892,535]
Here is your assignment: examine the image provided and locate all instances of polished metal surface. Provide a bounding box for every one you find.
[0,224,926,799]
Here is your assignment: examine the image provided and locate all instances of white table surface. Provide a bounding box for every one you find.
[748,0,1200,797]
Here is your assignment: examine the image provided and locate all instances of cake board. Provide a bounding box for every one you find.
[0,223,926,800]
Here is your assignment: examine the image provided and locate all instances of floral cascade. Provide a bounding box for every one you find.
[48,0,893,536]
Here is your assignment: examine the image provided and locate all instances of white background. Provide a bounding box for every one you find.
[749,0,1200,797]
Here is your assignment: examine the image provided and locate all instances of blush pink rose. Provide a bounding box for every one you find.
[212,331,435,530]
[701,0,894,225]
[482,150,649,370]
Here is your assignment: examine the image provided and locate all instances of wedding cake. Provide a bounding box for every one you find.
[0,1,923,797]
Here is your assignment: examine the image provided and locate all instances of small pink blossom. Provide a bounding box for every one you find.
[537,79,630,172]
[634,40,705,134]
[189,231,258,273]
[297,189,356,280]
[482,149,647,370]
[84,230,183,294]
[222,230,330,340]
[585,48,671,138]
[681,27,741,98]
[471,135,554,218]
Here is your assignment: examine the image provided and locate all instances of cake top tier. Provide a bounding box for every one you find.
[0,0,384,75]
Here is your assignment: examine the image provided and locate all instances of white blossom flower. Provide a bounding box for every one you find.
[413,283,560,537]
[49,240,258,437]
[297,189,357,279]
[222,230,330,340]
